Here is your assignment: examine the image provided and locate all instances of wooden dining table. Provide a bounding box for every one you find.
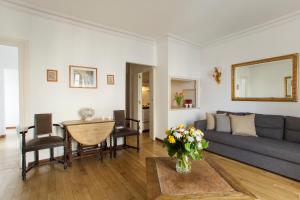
[62,119,115,166]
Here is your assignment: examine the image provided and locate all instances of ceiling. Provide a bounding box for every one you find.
[6,0,300,45]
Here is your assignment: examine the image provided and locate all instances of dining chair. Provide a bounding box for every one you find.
[113,110,140,157]
[19,113,67,180]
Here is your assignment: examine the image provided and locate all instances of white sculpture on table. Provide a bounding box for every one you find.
[79,108,95,121]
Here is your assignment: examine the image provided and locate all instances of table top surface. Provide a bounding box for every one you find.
[146,157,257,200]
[62,119,114,126]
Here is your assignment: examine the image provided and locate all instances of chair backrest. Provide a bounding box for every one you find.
[113,110,126,128]
[34,113,52,137]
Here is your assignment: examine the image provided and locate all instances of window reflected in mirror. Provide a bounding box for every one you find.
[232,54,298,102]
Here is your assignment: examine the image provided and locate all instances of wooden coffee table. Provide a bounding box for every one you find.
[146,157,257,200]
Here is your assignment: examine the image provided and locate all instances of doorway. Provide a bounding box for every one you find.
[0,44,19,137]
[125,63,155,140]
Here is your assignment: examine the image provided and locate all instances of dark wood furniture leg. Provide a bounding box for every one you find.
[109,134,112,159]
[34,150,39,165]
[67,130,73,167]
[50,148,54,161]
[114,135,117,158]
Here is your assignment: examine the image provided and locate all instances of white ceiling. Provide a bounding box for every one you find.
[6,0,300,45]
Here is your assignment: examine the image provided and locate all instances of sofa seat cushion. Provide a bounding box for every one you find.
[255,114,284,140]
[285,116,300,143]
[205,131,300,164]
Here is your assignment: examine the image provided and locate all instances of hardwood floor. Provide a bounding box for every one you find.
[0,132,300,200]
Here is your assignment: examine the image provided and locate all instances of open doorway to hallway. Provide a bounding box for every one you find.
[126,63,154,140]
[0,44,19,138]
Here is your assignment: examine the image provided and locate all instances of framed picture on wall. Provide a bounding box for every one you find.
[107,75,115,85]
[69,65,98,88]
[47,69,58,82]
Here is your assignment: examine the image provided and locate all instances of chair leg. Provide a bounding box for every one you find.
[50,148,54,161]
[124,136,127,147]
[34,150,39,166]
[22,151,26,181]
[114,136,117,158]
[109,135,112,159]
[63,144,67,169]
[137,134,140,152]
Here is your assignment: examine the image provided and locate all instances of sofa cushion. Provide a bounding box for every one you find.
[206,113,215,130]
[255,114,284,140]
[230,114,257,136]
[215,114,231,133]
[205,130,300,164]
[285,116,300,143]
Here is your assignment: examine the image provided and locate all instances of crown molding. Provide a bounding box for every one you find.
[1,0,300,49]
[166,34,202,48]
[200,9,300,48]
[0,0,155,45]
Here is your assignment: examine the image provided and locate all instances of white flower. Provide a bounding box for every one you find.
[183,131,189,135]
[197,143,203,150]
[187,136,194,143]
[196,135,202,142]
[195,130,204,136]
[178,128,185,132]
[173,132,182,139]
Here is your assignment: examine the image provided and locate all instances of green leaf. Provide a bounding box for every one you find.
[202,139,209,149]
[184,143,191,152]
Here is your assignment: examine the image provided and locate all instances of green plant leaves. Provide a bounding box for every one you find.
[184,143,191,152]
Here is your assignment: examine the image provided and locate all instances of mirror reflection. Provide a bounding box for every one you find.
[235,59,293,98]
[232,54,298,102]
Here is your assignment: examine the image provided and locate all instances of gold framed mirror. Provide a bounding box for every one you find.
[232,53,298,102]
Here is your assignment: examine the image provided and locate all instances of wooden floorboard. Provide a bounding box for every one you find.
[1,132,300,200]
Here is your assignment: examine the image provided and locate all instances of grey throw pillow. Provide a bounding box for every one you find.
[216,114,231,133]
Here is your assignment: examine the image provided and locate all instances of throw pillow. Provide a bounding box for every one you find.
[206,113,215,130]
[230,114,257,136]
[215,114,231,133]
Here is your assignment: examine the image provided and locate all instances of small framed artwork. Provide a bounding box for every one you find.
[107,75,115,85]
[69,65,98,88]
[47,69,58,82]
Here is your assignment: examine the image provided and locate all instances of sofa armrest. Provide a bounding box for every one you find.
[194,120,207,132]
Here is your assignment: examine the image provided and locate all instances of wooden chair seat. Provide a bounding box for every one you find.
[115,128,138,137]
[25,136,64,152]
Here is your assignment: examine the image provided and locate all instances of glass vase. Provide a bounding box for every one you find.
[176,155,191,174]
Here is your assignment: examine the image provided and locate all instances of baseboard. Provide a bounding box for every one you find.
[155,137,163,142]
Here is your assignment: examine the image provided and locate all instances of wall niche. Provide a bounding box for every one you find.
[170,77,198,110]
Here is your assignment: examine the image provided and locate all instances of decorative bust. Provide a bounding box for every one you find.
[78,108,95,121]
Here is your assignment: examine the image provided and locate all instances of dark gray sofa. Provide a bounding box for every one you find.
[194,111,300,181]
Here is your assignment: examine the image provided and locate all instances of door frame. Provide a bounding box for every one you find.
[0,37,27,127]
[125,62,156,140]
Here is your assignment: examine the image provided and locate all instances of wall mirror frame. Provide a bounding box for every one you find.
[231,53,298,102]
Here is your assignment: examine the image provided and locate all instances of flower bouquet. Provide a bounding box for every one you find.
[163,124,209,173]
[174,92,184,107]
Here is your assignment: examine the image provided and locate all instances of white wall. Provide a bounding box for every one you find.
[0,44,18,133]
[0,4,155,162]
[0,4,155,126]
[4,69,19,127]
[155,37,169,139]
[0,69,5,135]
[199,17,300,117]
[167,38,202,131]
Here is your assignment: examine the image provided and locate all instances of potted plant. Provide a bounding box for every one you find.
[163,124,209,173]
[174,92,184,107]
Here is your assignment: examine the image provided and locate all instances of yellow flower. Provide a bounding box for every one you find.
[178,124,185,129]
[168,135,176,144]
[165,130,171,135]
[190,128,195,133]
